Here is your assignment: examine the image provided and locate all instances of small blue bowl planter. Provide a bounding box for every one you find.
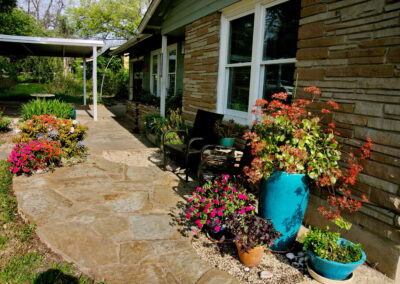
[219,138,235,147]
[306,238,366,280]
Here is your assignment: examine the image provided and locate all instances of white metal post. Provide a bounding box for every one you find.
[83,59,87,106]
[160,35,168,118]
[92,46,98,121]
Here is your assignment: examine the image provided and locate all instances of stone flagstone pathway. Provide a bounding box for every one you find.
[13,106,240,284]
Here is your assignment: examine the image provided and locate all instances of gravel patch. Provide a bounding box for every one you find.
[192,235,311,283]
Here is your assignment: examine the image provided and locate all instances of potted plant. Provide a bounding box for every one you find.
[243,87,373,251]
[225,214,281,267]
[302,226,366,281]
[185,175,256,235]
[214,119,246,147]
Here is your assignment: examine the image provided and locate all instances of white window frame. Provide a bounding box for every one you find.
[150,43,177,97]
[167,44,178,96]
[217,0,297,125]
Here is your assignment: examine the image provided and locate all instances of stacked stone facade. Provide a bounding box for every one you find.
[182,13,221,123]
[126,101,159,133]
[296,0,400,279]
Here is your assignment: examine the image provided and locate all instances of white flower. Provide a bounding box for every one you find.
[72,120,78,125]
[70,127,75,133]
[15,129,21,133]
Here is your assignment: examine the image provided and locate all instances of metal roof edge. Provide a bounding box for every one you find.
[0,34,104,47]
[110,34,153,55]
[137,0,162,34]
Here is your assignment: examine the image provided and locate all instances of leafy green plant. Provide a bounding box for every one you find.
[21,99,74,120]
[0,160,16,224]
[302,226,362,263]
[225,214,281,252]
[0,111,11,131]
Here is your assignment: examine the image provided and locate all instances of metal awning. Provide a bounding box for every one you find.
[0,34,104,121]
[0,34,103,57]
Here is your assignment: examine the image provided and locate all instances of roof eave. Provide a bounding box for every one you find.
[137,0,162,35]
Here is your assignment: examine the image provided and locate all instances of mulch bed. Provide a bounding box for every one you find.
[192,234,311,284]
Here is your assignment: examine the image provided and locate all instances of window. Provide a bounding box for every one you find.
[150,52,160,96]
[150,44,177,97]
[168,49,177,96]
[217,0,300,123]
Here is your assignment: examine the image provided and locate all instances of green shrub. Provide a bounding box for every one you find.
[302,226,362,263]
[0,111,11,131]
[44,75,82,97]
[21,99,74,120]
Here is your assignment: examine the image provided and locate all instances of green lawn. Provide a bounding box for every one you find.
[0,83,109,105]
[0,160,99,283]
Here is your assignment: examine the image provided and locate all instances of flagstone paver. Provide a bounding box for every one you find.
[13,106,241,283]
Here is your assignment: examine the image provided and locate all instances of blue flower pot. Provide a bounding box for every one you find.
[259,171,309,251]
[220,138,235,147]
[71,108,77,119]
[306,238,366,280]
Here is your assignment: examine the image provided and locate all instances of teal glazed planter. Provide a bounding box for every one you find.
[71,108,77,119]
[259,171,309,251]
[219,138,235,147]
[306,238,366,280]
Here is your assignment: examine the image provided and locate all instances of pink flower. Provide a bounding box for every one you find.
[238,209,246,214]
[238,194,248,200]
[206,220,211,225]
[189,207,195,212]
[215,219,220,224]
[217,211,223,217]
[246,206,254,211]
[232,187,237,193]
[210,212,216,218]
[186,213,192,219]
[214,226,221,232]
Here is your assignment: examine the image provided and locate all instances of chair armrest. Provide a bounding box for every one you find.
[187,137,204,150]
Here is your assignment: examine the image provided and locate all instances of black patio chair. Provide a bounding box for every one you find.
[162,109,224,182]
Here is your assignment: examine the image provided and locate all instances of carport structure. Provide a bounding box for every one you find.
[0,34,104,121]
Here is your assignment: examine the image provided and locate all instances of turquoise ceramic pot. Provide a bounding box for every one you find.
[71,108,77,119]
[219,138,235,147]
[259,171,309,251]
[306,238,366,280]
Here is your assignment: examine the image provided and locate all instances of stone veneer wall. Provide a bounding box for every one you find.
[296,0,400,279]
[182,13,221,123]
[126,100,159,133]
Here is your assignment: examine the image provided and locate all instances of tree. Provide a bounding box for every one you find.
[20,0,67,30]
[67,0,150,39]
[0,8,46,36]
[0,0,17,13]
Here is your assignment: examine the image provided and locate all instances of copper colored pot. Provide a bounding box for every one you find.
[235,242,265,267]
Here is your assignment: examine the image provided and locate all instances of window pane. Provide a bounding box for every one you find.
[263,0,300,60]
[152,54,158,74]
[229,13,254,63]
[227,67,251,112]
[263,64,295,102]
[152,75,158,95]
[168,74,175,96]
[168,50,176,73]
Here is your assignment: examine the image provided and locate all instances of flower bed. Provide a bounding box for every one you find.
[8,114,88,175]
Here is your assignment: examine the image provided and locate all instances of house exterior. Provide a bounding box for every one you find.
[112,0,400,280]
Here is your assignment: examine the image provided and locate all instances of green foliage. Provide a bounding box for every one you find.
[0,253,44,283]
[45,74,83,97]
[67,0,149,39]
[137,91,160,107]
[21,99,74,120]
[18,224,36,242]
[166,91,183,111]
[0,83,47,101]
[143,109,188,145]
[0,9,46,36]
[0,160,16,224]
[302,226,362,263]
[0,0,16,13]
[0,111,11,131]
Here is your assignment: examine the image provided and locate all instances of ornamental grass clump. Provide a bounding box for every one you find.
[7,140,62,175]
[244,87,373,224]
[0,111,11,131]
[225,214,281,252]
[21,99,74,120]
[186,175,256,233]
[14,115,88,160]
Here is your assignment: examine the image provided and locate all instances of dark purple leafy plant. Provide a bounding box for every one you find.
[225,214,281,252]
